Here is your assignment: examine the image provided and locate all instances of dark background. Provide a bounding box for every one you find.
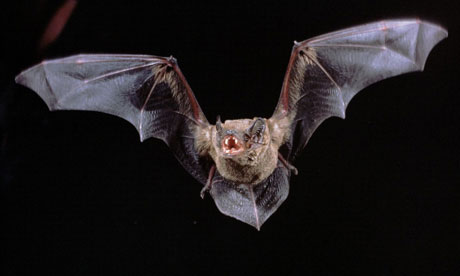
[2,0,458,275]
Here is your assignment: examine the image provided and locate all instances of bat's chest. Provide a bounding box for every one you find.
[215,143,278,185]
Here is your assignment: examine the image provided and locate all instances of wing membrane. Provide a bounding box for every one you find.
[272,19,447,161]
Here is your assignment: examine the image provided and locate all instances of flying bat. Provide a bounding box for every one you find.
[15,19,447,229]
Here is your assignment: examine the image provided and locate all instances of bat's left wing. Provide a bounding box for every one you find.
[271,19,447,161]
[15,54,211,184]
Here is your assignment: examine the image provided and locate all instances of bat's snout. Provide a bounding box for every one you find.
[222,135,245,155]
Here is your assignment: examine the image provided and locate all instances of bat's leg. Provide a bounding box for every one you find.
[200,165,216,199]
[278,153,298,175]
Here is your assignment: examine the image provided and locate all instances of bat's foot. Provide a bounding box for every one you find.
[201,165,216,199]
[278,153,298,175]
[291,166,299,175]
[200,185,210,199]
[286,164,298,175]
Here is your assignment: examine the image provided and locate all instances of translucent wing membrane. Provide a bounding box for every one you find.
[15,18,447,229]
[16,54,211,185]
[273,19,447,161]
[15,54,208,142]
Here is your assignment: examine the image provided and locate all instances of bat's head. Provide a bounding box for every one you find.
[214,117,271,166]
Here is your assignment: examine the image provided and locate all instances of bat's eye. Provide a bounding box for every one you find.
[222,135,244,155]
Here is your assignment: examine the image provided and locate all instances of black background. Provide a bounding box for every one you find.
[2,0,459,275]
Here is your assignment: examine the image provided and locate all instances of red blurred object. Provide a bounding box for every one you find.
[38,0,78,51]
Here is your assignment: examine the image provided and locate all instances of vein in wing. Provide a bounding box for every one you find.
[74,58,159,64]
[312,43,386,50]
[139,69,163,135]
[172,110,202,127]
[312,43,417,65]
[388,47,418,66]
[45,55,160,64]
[305,21,418,44]
[83,62,159,84]
[309,56,341,92]
[53,61,160,110]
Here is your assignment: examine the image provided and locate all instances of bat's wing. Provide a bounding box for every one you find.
[15,54,211,184]
[16,54,288,229]
[271,19,447,161]
[210,165,290,230]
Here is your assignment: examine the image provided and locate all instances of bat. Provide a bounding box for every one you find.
[15,19,447,230]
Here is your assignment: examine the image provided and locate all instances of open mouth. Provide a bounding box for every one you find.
[222,135,244,155]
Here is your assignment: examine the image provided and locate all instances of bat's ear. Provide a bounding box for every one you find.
[247,117,265,135]
[216,115,223,133]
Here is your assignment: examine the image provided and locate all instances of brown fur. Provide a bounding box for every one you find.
[194,124,213,156]
[191,49,318,184]
[195,118,284,185]
[154,64,193,119]
[154,63,208,126]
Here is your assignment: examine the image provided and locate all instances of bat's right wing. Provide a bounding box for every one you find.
[271,19,447,161]
[15,54,211,184]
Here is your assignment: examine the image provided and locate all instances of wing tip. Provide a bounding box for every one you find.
[15,65,36,86]
[15,61,46,87]
[417,19,449,71]
[14,73,23,85]
[420,19,448,35]
[139,132,146,142]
